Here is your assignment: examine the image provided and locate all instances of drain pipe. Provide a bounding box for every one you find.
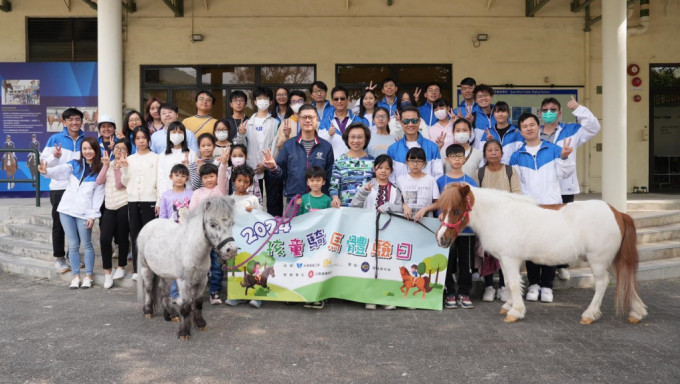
[583,30,592,193]
[628,0,650,36]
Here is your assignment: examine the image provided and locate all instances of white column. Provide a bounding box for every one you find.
[601,0,627,211]
[97,0,123,128]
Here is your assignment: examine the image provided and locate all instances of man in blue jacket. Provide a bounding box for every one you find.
[263,104,334,201]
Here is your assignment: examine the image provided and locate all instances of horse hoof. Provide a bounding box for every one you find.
[178,335,190,341]
[171,316,180,323]
[144,314,152,319]
[199,327,207,332]
[504,315,519,323]
[499,308,509,315]
[579,317,594,325]
[627,316,641,324]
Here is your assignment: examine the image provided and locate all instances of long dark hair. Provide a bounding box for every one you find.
[373,106,391,134]
[397,89,418,114]
[165,121,190,154]
[271,86,294,120]
[82,136,103,175]
[123,110,144,140]
[359,89,378,118]
[144,97,164,126]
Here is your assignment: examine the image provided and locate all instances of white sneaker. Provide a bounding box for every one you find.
[131,273,138,281]
[69,275,80,289]
[55,258,71,274]
[496,287,509,302]
[81,276,94,289]
[365,304,377,310]
[249,300,262,309]
[471,272,482,281]
[540,287,553,303]
[112,268,125,280]
[103,274,113,289]
[383,305,396,310]
[526,284,540,301]
[482,286,496,302]
[225,299,245,306]
[557,267,571,280]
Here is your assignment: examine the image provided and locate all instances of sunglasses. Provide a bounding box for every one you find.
[333,97,347,101]
[401,118,419,125]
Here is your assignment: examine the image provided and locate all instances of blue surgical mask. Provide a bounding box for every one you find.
[401,101,413,108]
[542,110,558,124]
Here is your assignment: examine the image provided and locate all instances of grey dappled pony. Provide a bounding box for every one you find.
[136,196,239,340]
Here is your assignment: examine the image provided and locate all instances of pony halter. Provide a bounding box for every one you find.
[440,196,472,237]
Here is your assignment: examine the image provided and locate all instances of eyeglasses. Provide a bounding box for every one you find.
[448,154,465,160]
[427,89,440,94]
[407,159,425,164]
[299,115,316,121]
[312,89,325,94]
[401,118,419,125]
[333,97,347,102]
[476,94,491,99]
[114,147,128,153]
[128,117,142,122]
[231,99,245,104]
[348,135,365,141]
[197,97,213,103]
[374,114,389,120]
[291,100,305,105]
[276,94,288,98]
[541,108,558,113]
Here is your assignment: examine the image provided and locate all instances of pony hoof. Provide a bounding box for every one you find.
[178,335,190,341]
[144,314,152,319]
[627,316,641,324]
[579,317,594,325]
[171,316,180,323]
[504,315,519,323]
[499,308,509,315]
[199,327,207,332]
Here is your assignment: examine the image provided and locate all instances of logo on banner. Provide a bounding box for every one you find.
[361,262,370,273]
[296,263,303,269]
[308,270,314,278]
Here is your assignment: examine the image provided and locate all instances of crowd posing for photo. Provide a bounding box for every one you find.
[39,76,600,310]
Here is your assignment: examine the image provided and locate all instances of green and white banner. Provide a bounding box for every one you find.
[227,207,448,310]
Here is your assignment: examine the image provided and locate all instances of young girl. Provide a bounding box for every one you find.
[397,147,440,221]
[120,127,158,280]
[366,107,396,157]
[451,119,483,177]
[156,121,198,208]
[358,89,378,131]
[38,137,105,289]
[97,139,131,288]
[144,97,164,134]
[212,119,232,159]
[428,99,455,161]
[226,144,263,207]
[190,133,221,190]
[230,165,262,212]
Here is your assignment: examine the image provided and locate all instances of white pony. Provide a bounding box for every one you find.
[136,196,239,340]
[436,184,647,325]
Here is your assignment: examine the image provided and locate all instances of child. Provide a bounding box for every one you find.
[227,144,264,208]
[189,155,230,306]
[156,121,198,210]
[428,98,455,160]
[297,166,332,215]
[189,133,222,190]
[396,147,440,222]
[230,165,262,213]
[159,163,193,301]
[436,144,479,309]
[510,112,573,303]
[450,118,483,177]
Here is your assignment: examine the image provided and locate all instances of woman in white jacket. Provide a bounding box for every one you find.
[39,137,105,289]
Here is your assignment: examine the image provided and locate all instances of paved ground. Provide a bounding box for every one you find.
[1,272,679,384]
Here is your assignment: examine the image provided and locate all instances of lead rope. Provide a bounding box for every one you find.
[224,194,301,271]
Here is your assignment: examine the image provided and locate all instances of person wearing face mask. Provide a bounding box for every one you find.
[156,121,198,210]
[182,90,217,138]
[274,90,307,157]
[233,86,282,216]
[428,98,454,160]
[212,119,232,158]
[539,96,600,281]
[450,118,483,177]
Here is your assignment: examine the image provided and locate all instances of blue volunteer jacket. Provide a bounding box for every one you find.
[268,134,335,199]
[40,128,85,190]
[377,96,398,117]
[476,124,525,165]
[318,111,367,158]
[313,100,335,122]
[45,158,105,220]
[418,102,437,126]
[386,132,444,183]
[509,141,575,205]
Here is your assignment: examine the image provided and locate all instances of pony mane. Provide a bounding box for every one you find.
[438,182,469,213]
[473,187,537,207]
[184,196,235,224]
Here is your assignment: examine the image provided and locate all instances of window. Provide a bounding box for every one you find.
[141,64,316,120]
[27,18,97,62]
[336,64,453,107]
[650,64,680,192]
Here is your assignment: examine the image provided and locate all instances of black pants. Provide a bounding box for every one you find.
[526,261,556,289]
[484,268,505,288]
[49,189,66,258]
[128,201,156,273]
[555,194,575,269]
[100,205,130,270]
[445,235,474,296]
[260,174,284,216]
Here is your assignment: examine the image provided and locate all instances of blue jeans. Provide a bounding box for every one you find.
[170,280,179,299]
[59,213,94,275]
[209,249,223,294]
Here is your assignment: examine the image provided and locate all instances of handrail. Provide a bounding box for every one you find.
[0,148,41,207]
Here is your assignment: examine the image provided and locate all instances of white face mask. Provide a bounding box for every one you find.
[215,131,229,141]
[256,99,270,111]
[291,103,302,114]
[434,110,448,121]
[169,133,184,146]
[231,157,246,167]
[454,132,470,144]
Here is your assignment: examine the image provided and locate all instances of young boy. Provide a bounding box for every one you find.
[225,90,249,139]
[510,112,573,303]
[230,165,261,212]
[297,166,332,215]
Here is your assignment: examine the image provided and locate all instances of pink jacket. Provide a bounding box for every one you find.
[188,163,228,211]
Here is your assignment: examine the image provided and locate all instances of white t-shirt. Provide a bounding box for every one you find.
[232,194,261,212]
[253,116,266,150]
[396,173,440,214]
[525,144,540,157]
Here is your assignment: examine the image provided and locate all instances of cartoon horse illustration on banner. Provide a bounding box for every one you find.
[399,266,432,299]
[241,265,275,295]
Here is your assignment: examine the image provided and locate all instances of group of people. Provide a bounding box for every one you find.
[38,75,600,311]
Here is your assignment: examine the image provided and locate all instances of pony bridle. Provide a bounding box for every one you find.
[202,221,235,254]
[440,196,472,237]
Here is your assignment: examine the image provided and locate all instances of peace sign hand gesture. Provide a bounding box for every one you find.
[364,180,374,191]
[53,144,62,158]
[261,148,277,170]
[282,119,292,139]
[447,107,455,120]
[116,152,128,169]
[238,119,247,135]
[560,138,573,159]
[366,80,377,91]
[413,87,422,102]
[435,132,446,149]
[101,150,110,167]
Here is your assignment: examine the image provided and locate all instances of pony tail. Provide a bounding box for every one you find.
[614,212,641,316]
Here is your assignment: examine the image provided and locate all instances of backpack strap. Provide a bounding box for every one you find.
[504,164,513,184]
[477,166,486,186]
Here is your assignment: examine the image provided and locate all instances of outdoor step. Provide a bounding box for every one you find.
[5,223,53,243]
[0,235,54,261]
[631,210,680,229]
[628,200,680,211]
[638,240,680,262]
[28,214,54,228]
[637,222,680,243]
[552,257,680,290]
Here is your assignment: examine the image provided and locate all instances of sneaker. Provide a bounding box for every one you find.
[249,300,262,309]
[496,286,509,302]
[131,273,138,281]
[526,284,540,301]
[383,305,396,310]
[225,299,246,306]
[103,274,113,289]
[365,304,377,310]
[81,276,94,289]
[304,301,325,309]
[209,292,221,305]
[112,268,125,280]
[69,275,80,289]
[457,295,475,309]
[557,267,571,280]
[444,295,458,309]
[471,272,482,281]
[482,286,496,302]
[55,258,71,274]
[540,287,554,303]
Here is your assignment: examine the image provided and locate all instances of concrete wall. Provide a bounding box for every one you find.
[1,0,679,192]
